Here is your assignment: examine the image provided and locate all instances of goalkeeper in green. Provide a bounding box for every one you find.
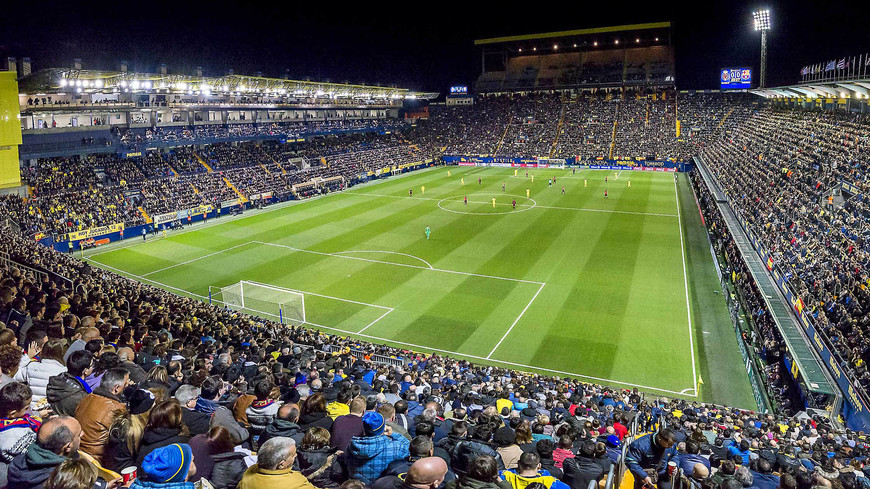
[425,226,431,240]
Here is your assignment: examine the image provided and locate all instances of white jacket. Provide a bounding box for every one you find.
[14,358,67,407]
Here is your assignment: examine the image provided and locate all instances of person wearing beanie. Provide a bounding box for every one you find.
[237,437,316,489]
[104,388,156,472]
[131,443,197,489]
[345,411,410,485]
[493,427,523,470]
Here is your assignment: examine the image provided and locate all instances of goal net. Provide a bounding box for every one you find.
[208,281,305,324]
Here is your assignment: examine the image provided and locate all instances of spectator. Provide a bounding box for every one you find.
[345,411,410,485]
[260,403,304,447]
[501,452,569,489]
[7,416,82,489]
[0,383,41,487]
[372,457,449,489]
[44,458,98,489]
[331,396,366,452]
[444,455,510,489]
[104,388,156,472]
[562,441,605,489]
[173,385,210,436]
[133,443,197,489]
[299,393,333,432]
[237,437,316,489]
[46,350,93,416]
[14,338,66,410]
[625,428,677,489]
[75,367,130,463]
[297,427,344,488]
[137,399,191,468]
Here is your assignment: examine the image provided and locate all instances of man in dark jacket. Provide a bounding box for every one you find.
[117,347,148,384]
[563,441,605,489]
[7,416,82,489]
[449,424,505,475]
[174,385,210,436]
[749,458,780,489]
[331,396,366,451]
[260,403,305,447]
[675,440,711,475]
[46,350,93,416]
[625,428,677,489]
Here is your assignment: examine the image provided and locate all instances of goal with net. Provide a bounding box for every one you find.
[208,281,305,324]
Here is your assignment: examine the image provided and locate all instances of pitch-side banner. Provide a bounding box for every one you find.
[66,222,124,241]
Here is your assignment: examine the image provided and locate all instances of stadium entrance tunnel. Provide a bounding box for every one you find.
[437,194,536,215]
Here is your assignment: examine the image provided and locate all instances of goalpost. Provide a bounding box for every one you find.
[208,280,305,324]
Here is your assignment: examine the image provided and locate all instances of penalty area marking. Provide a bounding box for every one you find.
[332,250,434,269]
[83,254,695,397]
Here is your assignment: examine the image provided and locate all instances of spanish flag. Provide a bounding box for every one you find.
[766,256,774,270]
[794,297,805,314]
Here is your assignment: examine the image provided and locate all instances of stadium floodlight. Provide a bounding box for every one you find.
[553,44,558,50]
[59,79,67,87]
[753,9,771,88]
[143,81,152,89]
[593,41,598,47]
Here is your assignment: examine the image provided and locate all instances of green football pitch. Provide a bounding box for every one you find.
[83,165,758,408]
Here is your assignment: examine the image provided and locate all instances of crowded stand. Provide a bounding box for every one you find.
[0,214,864,489]
[698,108,870,401]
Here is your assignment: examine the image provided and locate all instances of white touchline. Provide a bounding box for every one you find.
[486,282,546,359]
[675,177,699,395]
[142,242,255,277]
[84,254,695,397]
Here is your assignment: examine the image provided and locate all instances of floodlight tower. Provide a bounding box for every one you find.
[753,9,771,88]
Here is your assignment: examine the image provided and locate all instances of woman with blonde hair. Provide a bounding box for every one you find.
[104,388,157,472]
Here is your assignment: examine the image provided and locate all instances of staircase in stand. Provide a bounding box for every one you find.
[138,206,152,224]
[194,152,214,172]
[223,177,248,203]
[549,104,568,158]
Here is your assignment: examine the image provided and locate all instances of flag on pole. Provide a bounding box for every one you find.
[698,375,704,385]
[826,60,836,71]
[837,58,846,70]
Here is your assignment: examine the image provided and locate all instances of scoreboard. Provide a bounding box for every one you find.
[450,86,468,94]
[720,68,752,89]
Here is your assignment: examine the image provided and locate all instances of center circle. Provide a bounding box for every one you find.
[437,193,537,215]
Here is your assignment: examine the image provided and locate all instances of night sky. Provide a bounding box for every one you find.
[1,0,867,93]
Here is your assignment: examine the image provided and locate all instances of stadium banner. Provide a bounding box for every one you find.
[65,222,124,241]
[731,209,870,431]
[153,212,177,225]
[841,181,863,196]
[443,156,552,166]
[221,198,241,208]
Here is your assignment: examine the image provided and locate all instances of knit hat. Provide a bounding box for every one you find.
[363,411,385,436]
[126,388,156,415]
[606,435,621,448]
[141,444,193,483]
[493,427,517,447]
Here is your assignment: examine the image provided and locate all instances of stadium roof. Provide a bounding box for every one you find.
[750,78,870,99]
[17,68,439,100]
[473,22,671,46]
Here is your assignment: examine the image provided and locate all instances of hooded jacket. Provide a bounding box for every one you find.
[450,439,506,475]
[298,447,344,489]
[136,427,190,468]
[260,419,305,447]
[345,432,410,485]
[210,451,249,489]
[298,410,333,432]
[45,372,89,417]
[6,444,67,489]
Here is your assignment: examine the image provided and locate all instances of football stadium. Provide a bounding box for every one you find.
[0,5,870,489]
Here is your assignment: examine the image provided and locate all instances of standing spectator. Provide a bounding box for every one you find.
[46,350,94,416]
[237,437,316,489]
[75,368,130,464]
[625,429,677,489]
[345,412,410,485]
